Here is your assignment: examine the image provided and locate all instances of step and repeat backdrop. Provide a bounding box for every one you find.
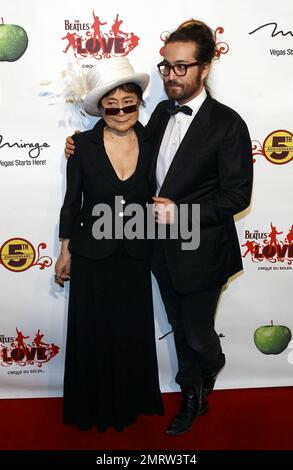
[0,0,292,398]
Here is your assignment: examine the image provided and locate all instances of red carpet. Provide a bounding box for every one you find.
[0,387,292,450]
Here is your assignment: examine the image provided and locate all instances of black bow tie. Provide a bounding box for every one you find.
[167,104,193,116]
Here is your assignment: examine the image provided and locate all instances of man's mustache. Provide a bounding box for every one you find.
[165,80,183,87]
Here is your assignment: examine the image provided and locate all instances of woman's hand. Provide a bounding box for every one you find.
[55,249,71,287]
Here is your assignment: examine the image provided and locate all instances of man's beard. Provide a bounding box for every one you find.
[164,78,201,102]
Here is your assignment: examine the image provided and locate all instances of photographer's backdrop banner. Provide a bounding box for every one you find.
[0,0,292,397]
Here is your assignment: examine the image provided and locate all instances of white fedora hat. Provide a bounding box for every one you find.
[83,57,150,116]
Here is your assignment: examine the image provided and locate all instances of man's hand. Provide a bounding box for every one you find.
[64,130,80,157]
[152,196,175,224]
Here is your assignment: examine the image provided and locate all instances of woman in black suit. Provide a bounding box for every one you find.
[55,57,163,432]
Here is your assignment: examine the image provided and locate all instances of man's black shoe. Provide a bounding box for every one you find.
[166,383,208,435]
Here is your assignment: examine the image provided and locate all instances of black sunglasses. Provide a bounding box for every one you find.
[102,103,138,115]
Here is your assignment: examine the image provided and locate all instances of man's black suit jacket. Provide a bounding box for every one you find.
[147,95,253,294]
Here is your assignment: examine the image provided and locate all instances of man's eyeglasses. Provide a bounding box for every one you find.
[102,104,138,115]
[157,61,200,77]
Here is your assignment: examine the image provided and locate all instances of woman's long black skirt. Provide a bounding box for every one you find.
[63,248,164,432]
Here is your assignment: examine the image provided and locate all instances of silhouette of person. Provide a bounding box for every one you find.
[91,11,107,50]
[268,223,283,250]
[15,327,29,360]
[286,225,293,244]
[50,344,60,357]
[111,14,128,37]
[124,33,140,55]
[15,328,29,353]
[62,33,78,54]
[34,329,46,347]
[241,240,255,258]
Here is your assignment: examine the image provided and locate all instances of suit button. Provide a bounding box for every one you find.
[119,212,124,217]
[121,199,126,204]
[80,222,84,227]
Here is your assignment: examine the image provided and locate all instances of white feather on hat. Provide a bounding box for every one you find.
[61,62,90,105]
[40,58,149,119]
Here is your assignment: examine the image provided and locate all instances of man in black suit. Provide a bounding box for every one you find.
[65,19,253,436]
[148,20,253,435]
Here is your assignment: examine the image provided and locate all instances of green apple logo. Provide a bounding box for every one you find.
[0,17,28,62]
[254,321,292,355]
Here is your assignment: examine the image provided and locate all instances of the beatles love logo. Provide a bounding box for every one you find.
[62,12,140,60]
[242,223,293,266]
[0,328,60,367]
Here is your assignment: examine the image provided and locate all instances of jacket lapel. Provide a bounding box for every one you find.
[88,119,149,193]
[158,96,213,195]
[87,119,121,190]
